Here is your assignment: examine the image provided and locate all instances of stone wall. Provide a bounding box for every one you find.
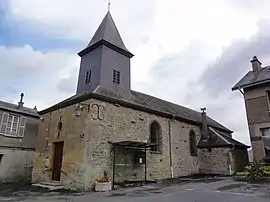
[85,98,202,187]
[231,148,248,172]
[114,148,145,183]
[32,105,88,190]
[32,97,231,190]
[85,98,171,188]
[170,120,200,177]
[198,148,231,175]
[0,148,35,183]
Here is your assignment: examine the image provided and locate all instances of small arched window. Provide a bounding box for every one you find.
[189,130,197,156]
[150,121,162,152]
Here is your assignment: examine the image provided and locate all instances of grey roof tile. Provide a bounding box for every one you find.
[197,127,249,148]
[0,100,39,117]
[39,85,232,133]
[86,11,132,55]
[232,66,270,90]
[98,86,231,131]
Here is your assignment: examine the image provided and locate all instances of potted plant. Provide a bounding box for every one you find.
[94,171,112,192]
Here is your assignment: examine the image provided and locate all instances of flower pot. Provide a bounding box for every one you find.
[94,181,112,192]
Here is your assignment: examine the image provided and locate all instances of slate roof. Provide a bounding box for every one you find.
[78,11,133,58]
[39,85,232,133]
[0,100,39,118]
[232,66,270,91]
[197,127,249,149]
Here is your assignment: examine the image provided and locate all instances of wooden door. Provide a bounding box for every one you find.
[52,141,64,181]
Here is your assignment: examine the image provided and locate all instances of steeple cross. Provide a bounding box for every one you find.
[108,0,111,11]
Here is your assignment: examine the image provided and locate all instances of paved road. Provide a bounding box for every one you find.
[1,178,270,201]
[27,189,270,202]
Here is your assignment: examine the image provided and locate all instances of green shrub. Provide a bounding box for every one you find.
[236,161,270,180]
[236,172,249,176]
[247,161,263,180]
[261,165,270,176]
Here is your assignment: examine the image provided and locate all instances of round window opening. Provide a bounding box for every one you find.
[57,122,63,131]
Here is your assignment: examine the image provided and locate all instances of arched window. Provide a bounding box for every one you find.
[150,121,162,152]
[189,130,197,156]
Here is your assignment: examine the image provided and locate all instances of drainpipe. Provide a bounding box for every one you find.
[227,148,233,176]
[168,116,174,178]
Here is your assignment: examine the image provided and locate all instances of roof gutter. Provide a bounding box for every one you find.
[232,78,270,91]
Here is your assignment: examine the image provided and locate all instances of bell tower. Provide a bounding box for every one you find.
[76,11,133,95]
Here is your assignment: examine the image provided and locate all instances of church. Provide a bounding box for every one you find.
[32,11,249,191]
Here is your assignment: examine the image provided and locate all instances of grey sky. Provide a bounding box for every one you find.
[2,0,270,146]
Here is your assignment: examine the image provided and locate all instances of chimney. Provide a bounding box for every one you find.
[250,56,262,72]
[201,107,208,138]
[18,93,24,109]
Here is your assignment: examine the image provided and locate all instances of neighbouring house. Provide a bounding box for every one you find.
[32,11,249,191]
[232,56,270,162]
[0,93,40,183]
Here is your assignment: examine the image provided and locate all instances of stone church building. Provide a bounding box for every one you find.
[32,11,249,190]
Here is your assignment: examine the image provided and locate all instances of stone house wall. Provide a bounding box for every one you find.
[0,148,35,183]
[0,110,39,182]
[0,110,39,149]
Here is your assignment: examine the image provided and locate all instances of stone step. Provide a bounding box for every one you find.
[40,181,62,186]
[32,181,64,191]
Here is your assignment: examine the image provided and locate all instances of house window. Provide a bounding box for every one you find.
[6,115,19,135]
[267,91,270,112]
[0,113,26,137]
[189,130,197,156]
[113,70,120,84]
[260,127,270,157]
[85,70,91,85]
[150,121,162,152]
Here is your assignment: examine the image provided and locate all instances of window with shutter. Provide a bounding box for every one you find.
[113,70,120,84]
[0,113,9,134]
[6,115,20,135]
[18,117,26,137]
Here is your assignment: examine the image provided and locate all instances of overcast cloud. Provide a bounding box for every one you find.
[2,0,270,146]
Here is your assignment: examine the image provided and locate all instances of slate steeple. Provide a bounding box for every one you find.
[79,11,133,58]
[76,11,133,95]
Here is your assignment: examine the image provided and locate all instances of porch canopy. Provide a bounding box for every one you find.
[109,141,156,189]
[111,140,155,149]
